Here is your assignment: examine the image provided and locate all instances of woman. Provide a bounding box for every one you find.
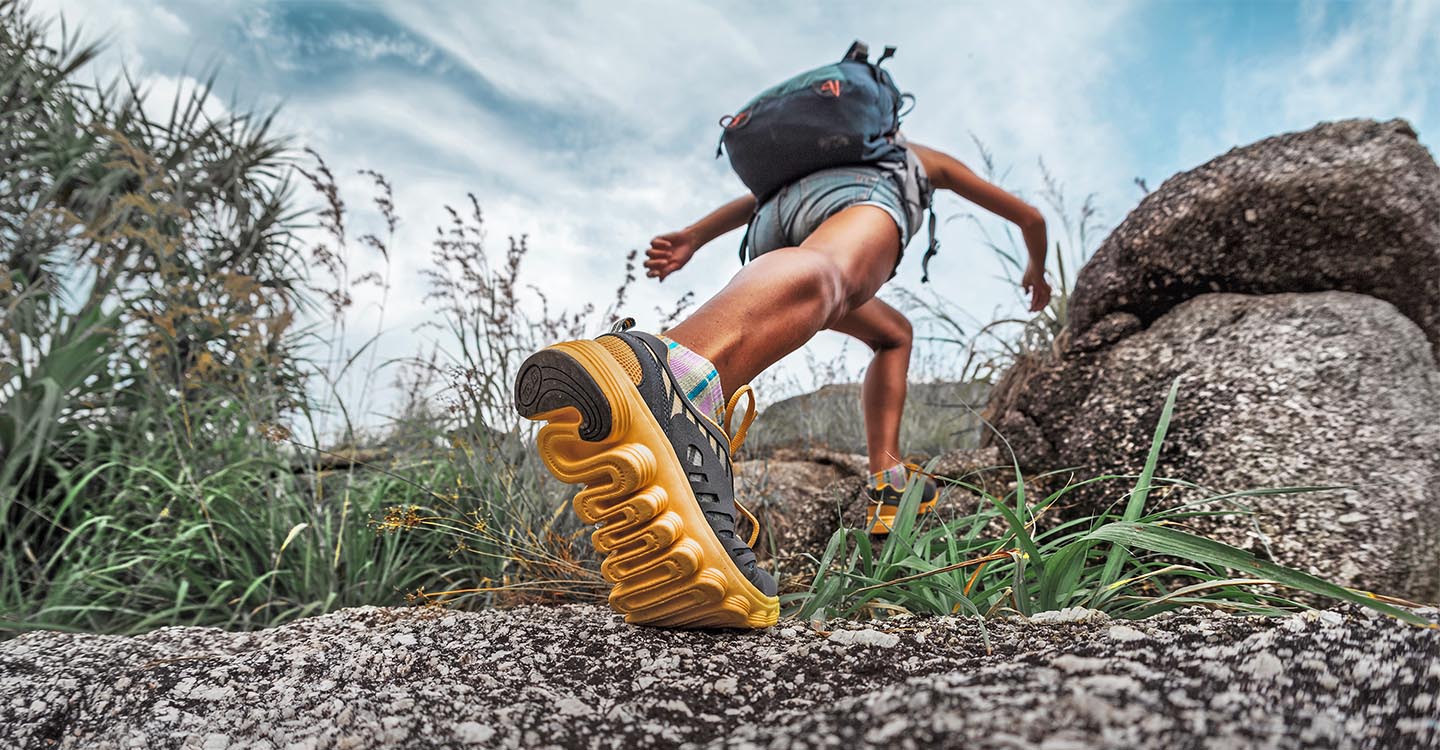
[514,137,1050,629]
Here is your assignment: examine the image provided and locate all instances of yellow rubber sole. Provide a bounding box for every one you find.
[866,499,938,535]
[517,339,779,629]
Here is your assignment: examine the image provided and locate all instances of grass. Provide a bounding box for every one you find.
[0,1,611,635]
[4,2,1429,639]
[3,399,464,635]
[789,379,1434,630]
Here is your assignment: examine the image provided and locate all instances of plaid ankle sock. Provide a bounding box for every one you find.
[871,463,909,490]
[658,335,724,421]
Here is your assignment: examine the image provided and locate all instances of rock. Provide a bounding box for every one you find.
[991,291,1440,600]
[1,604,1434,749]
[827,628,901,648]
[735,449,864,583]
[746,381,990,457]
[1067,118,1440,358]
[738,447,1013,586]
[1107,625,1147,642]
[1029,608,1109,625]
[452,721,494,744]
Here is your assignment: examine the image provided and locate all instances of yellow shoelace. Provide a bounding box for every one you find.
[722,384,757,456]
[721,384,761,548]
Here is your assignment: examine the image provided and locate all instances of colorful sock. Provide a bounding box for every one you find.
[870,463,909,490]
[658,335,724,421]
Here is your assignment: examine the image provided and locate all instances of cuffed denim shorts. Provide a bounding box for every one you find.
[746,164,911,271]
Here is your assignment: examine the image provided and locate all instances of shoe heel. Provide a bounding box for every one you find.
[515,347,615,443]
[515,341,779,629]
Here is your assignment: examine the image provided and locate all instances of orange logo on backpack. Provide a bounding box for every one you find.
[817,79,842,98]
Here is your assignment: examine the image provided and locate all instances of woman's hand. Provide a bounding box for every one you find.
[1022,263,1052,312]
[645,229,699,282]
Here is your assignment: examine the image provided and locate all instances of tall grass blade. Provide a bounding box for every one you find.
[1094,378,1180,602]
[1086,523,1433,627]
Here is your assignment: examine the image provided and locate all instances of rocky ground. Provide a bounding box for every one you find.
[2,604,1435,749]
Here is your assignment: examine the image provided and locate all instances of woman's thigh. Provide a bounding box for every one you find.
[798,204,902,308]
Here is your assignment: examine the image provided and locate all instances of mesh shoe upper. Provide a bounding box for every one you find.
[598,330,777,597]
[867,473,940,507]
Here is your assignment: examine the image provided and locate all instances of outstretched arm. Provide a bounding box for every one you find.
[645,194,756,281]
[907,142,1052,312]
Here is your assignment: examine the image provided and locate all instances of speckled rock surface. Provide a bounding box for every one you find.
[736,449,863,586]
[1065,118,1440,357]
[990,291,1440,601]
[745,381,990,457]
[1,604,1435,749]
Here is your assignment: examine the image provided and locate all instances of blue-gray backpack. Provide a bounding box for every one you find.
[717,41,940,280]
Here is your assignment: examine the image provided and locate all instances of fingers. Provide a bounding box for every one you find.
[650,236,672,249]
[1021,277,1049,312]
[644,258,676,281]
[1030,284,1052,312]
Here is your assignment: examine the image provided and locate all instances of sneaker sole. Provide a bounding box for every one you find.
[866,499,939,535]
[515,339,779,629]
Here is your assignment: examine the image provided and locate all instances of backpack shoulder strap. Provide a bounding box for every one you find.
[919,207,940,283]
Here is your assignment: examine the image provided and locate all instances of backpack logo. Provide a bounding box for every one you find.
[816,79,842,98]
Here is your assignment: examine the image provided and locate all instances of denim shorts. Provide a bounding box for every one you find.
[746,164,911,271]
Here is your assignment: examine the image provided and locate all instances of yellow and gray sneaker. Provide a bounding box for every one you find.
[866,465,940,535]
[513,321,778,629]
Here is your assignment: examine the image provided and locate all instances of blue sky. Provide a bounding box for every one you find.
[36,0,1440,424]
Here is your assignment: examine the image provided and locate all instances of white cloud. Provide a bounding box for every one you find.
[33,0,189,72]
[1204,0,1438,168]
[324,30,434,65]
[26,0,1159,422]
[378,0,766,140]
[370,0,1141,317]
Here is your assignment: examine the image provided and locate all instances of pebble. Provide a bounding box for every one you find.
[827,629,900,648]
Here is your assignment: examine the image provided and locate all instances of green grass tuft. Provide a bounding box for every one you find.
[789,378,1433,629]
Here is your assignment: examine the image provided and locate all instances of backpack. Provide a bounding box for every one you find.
[716,41,940,281]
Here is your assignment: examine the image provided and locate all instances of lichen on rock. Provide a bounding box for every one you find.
[2,604,1434,749]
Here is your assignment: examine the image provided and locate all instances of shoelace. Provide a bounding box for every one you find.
[721,384,761,548]
[721,384,757,456]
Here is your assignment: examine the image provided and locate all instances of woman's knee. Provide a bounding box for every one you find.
[762,246,848,317]
[800,250,850,319]
[868,314,912,352]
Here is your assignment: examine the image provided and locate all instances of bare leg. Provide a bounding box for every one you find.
[664,205,901,395]
[828,298,913,474]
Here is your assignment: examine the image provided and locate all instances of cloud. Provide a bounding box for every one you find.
[32,0,1154,421]
[364,0,1144,314]
[323,30,435,65]
[1194,0,1439,169]
[376,0,766,144]
[32,0,189,70]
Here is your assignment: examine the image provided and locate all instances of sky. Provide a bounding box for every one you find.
[31,0,1440,428]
